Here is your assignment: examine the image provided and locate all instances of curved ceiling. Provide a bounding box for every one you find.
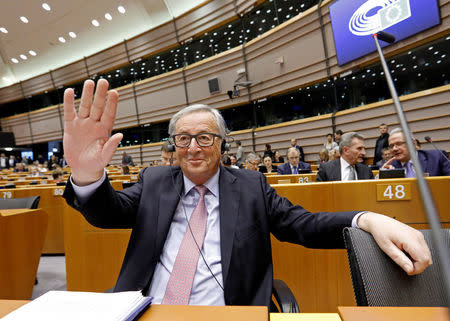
[0,0,203,88]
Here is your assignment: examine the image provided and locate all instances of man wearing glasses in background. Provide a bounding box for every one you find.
[63,79,432,308]
[382,128,450,177]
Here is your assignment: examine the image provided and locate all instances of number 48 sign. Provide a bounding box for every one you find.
[376,183,411,201]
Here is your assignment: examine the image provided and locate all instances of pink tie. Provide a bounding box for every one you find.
[162,185,208,305]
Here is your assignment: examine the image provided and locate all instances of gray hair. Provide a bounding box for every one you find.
[287,147,300,156]
[245,152,259,163]
[389,127,415,140]
[339,132,364,153]
[168,104,228,138]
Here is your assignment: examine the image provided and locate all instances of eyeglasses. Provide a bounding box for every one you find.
[389,141,406,149]
[171,133,221,148]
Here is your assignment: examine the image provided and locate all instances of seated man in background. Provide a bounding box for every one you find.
[62,79,431,308]
[376,147,391,168]
[161,141,179,166]
[277,147,311,175]
[244,152,260,171]
[316,132,373,181]
[382,128,450,177]
[229,155,243,169]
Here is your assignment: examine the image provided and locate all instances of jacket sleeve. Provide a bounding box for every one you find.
[63,168,147,229]
[262,174,356,249]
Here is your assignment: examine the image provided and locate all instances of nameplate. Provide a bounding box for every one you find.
[376,183,411,201]
[2,191,13,199]
[53,188,65,196]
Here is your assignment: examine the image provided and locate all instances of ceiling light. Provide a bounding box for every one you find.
[92,19,100,27]
[11,58,19,63]
[105,13,112,20]
[118,6,126,14]
[20,16,29,23]
[29,50,37,56]
[2,77,9,81]
[69,32,76,38]
[20,54,27,60]
[42,3,51,11]
[0,27,7,33]
[58,36,66,43]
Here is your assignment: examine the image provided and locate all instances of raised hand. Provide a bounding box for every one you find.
[63,79,123,185]
[358,212,432,275]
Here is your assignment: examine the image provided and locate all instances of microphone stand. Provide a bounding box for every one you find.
[373,31,450,309]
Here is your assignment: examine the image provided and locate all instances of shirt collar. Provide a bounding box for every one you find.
[340,156,352,169]
[183,168,220,197]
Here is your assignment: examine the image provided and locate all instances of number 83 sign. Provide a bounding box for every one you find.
[376,183,411,201]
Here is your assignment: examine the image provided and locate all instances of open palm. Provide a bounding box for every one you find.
[63,79,123,185]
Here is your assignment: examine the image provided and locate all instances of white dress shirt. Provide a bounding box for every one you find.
[71,169,224,305]
[340,157,358,181]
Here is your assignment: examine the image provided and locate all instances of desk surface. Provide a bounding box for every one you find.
[0,300,341,321]
[338,306,449,321]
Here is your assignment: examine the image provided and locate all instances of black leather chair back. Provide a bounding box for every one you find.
[344,227,449,306]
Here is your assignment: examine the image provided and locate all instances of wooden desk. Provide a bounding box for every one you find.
[0,301,269,320]
[338,306,449,321]
[0,209,48,299]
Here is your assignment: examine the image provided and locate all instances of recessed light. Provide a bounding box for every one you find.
[58,36,66,43]
[20,16,29,23]
[105,13,112,20]
[69,32,77,38]
[20,54,27,60]
[42,3,51,11]
[29,50,37,56]
[11,58,19,63]
[91,19,100,27]
[0,27,7,34]
[118,6,126,14]
[2,77,9,81]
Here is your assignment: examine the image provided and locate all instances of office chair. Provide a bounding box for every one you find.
[344,227,449,306]
[0,196,41,209]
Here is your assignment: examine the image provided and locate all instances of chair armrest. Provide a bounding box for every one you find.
[272,279,299,313]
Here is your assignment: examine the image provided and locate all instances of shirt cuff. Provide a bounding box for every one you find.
[70,170,107,203]
[352,211,368,228]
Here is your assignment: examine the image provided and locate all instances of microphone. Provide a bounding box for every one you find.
[373,31,395,43]
[424,136,450,164]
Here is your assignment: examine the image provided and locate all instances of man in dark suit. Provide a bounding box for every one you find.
[277,147,311,175]
[62,79,431,308]
[289,138,305,162]
[316,132,374,181]
[382,128,450,177]
[373,123,389,165]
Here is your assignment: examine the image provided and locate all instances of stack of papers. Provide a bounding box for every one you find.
[2,290,152,321]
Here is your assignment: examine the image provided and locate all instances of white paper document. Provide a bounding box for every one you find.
[2,290,152,321]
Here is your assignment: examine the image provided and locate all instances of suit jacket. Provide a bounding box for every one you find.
[316,159,374,181]
[63,166,357,307]
[391,150,450,176]
[277,162,311,175]
[373,133,389,165]
[258,165,277,173]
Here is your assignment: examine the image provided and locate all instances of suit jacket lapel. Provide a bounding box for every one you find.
[155,168,184,254]
[418,151,428,173]
[218,167,240,286]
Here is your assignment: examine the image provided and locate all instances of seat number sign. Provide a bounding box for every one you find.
[376,183,411,201]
